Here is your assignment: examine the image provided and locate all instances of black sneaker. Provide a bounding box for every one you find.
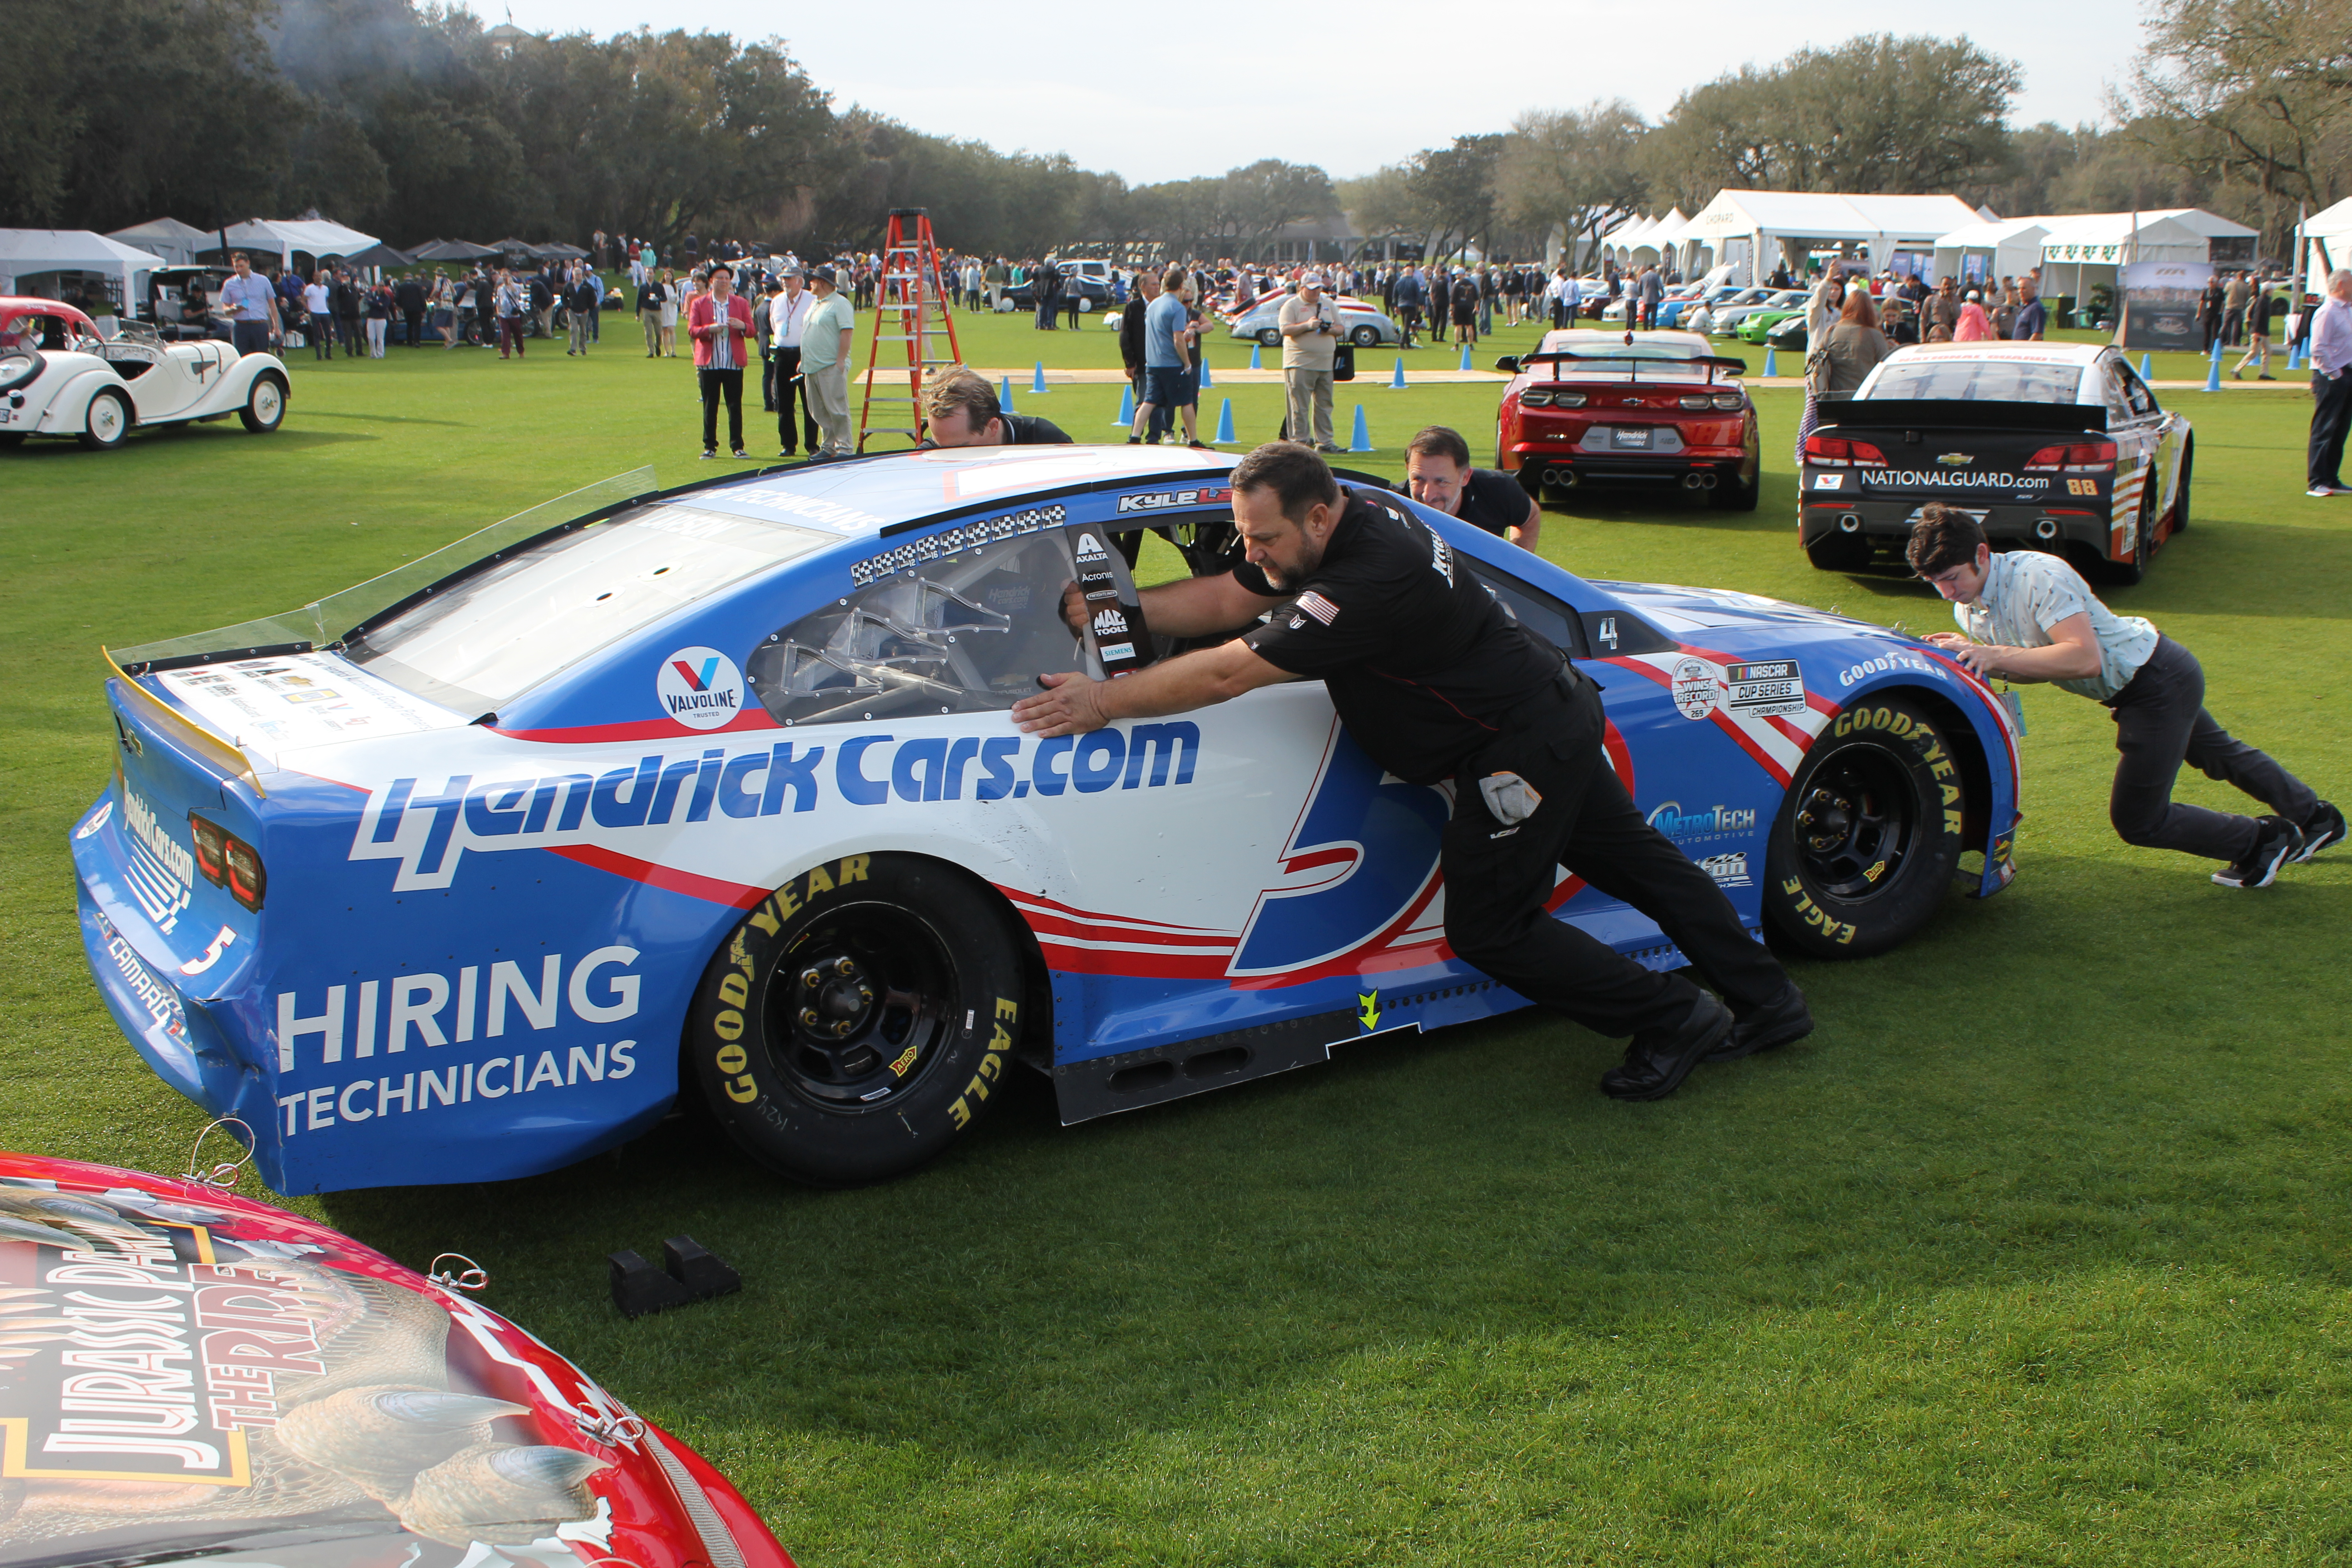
[700,449,717,461]
[1705,983,1813,1062]
[732,449,749,459]
[1600,991,1733,1102]
[2296,800,2344,861]
[2213,816,2303,888]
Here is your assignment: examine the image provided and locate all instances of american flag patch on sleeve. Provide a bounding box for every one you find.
[1295,591,1340,625]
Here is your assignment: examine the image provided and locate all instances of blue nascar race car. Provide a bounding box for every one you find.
[74,446,2023,1193]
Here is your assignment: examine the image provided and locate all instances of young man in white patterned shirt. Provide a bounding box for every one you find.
[1908,504,2340,889]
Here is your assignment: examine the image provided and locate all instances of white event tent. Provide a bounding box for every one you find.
[1679,190,1982,285]
[0,229,168,314]
[105,216,212,266]
[2036,210,2258,308]
[213,218,381,269]
[2295,198,2352,279]
[1599,208,1691,272]
[1931,218,2052,287]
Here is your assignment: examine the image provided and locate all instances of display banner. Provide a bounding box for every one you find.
[2120,260,2212,351]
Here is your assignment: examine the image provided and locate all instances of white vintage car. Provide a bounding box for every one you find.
[0,295,288,451]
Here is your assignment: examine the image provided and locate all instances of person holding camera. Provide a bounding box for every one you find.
[1909,504,2339,889]
[1279,272,1342,453]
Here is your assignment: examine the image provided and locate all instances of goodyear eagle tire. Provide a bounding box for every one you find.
[688,853,1026,1186]
[1764,695,1962,959]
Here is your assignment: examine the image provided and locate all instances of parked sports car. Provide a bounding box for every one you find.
[1736,300,1811,344]
[78,445,2022,1195]
[1226,294,1400,348]
[1494,329,1762,510]
[0,297,287,451]
[0,1148,798,1568]
[1712,289,1809,334]
[998,262,1112,314]
[1800,341,2193,584]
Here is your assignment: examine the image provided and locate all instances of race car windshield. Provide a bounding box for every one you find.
[344,504,829,712]
[1864,358,2083,404]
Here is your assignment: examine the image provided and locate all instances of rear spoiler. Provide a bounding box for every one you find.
[1494,349,1752,383]
[1813,398,2108,435]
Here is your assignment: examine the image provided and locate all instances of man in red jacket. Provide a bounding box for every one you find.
[689,263,755,459]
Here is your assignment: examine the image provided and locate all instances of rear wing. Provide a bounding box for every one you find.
[1495,349,1751,385]
[1813,398,2108,435]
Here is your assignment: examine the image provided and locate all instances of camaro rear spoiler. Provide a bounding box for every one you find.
[1813,398,2108,434]
[1495,349,1752,384]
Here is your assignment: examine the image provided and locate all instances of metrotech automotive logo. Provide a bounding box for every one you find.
[657,646,745,731]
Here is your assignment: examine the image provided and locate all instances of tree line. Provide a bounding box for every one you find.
[3,0,2341,264]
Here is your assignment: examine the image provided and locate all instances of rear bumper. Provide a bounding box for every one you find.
[1508,445,1753,489]
[1798,495,2111,552]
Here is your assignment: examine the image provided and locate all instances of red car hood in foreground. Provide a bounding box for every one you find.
[0,1152,794,1568]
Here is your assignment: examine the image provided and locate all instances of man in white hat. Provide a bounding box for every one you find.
[1278,273,1343,453]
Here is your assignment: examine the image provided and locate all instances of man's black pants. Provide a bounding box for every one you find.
[402,308,422,346]
[760,348,777,411]
[772,347,817,453]
[2309,367,2352,489]
[1441,672,1788,1039]
[2106,636,2316,862]
[699,367,744,452]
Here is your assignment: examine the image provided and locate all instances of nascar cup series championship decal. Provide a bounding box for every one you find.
[656,646,746,730]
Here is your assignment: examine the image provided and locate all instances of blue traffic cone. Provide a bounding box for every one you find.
[1763,348,1778,377]
[1348,403,1372,454]
[1388,356,1406,389]
[1457,342,1473,371]
[2204,337,2223,392]
[1031,361,1048,393]
[1000,375,1015,412]
[2138,353,2152,378]
[1200,358,1213,389]
[1250,342,1262,370]
[1114,384,1135,427]
[1215,397,1235,443]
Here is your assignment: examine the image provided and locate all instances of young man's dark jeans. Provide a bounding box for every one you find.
[2308,367,2352,489]
[2106,635,2317,862]
[701,367,745,452]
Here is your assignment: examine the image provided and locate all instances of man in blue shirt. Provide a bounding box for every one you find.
[216,252,279,356]
[2010,278,2047,341]
[1127,264,1200,447]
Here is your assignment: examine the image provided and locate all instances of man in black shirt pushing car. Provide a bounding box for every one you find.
[1010,442,1811,1101]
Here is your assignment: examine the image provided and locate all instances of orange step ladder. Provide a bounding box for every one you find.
[856,208,963,451]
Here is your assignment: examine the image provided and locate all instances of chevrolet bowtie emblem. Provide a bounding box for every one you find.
[1621,397,1641,406]
[1937,452,1975,465]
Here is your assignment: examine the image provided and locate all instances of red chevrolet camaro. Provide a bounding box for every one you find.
[1493,328,1760,511]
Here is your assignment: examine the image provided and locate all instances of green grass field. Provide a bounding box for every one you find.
[3,303,2347,1565]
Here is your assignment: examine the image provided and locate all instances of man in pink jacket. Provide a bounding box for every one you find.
[689,263,755,458]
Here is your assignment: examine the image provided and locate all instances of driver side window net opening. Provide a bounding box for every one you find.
[751,531,1097,726]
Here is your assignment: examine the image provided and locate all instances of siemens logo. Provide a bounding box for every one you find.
[348,723,1202,890]
[1646,801,1758,840]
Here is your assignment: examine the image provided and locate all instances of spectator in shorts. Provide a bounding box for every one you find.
[1127,265,1199,448]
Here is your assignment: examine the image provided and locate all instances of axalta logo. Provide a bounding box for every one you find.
[1646,800,1758,840]
[349,723,1204,889]
[657,646,744,731]
[1117,486,1231,513]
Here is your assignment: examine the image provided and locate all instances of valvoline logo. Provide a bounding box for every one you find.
[657,647,744,731]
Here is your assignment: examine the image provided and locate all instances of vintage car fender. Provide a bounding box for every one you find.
[33,360,129,435]
[203,348,289,417]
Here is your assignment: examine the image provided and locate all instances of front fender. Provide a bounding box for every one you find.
[1832,653,2023,899]
[202,350,288,416]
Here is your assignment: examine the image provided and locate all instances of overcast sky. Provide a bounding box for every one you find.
[480,0,2143,187]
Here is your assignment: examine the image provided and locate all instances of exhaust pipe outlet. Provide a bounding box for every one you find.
[1838,514,1862,534]
[2034,517,2059,541]
[1681,472,1705,490]
[1700,473,1719,489]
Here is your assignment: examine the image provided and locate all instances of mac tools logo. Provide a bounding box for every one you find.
[657,646,745,731]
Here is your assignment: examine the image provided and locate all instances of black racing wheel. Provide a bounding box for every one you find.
[688,853,1028,1186]
[1764,695,1963,958]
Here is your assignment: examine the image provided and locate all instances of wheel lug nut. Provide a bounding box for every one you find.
[833,1020,852,1036]
[858,987,872,1004]
[800,1008,818,1027]
[800,968,821,989]
[834,957,857,977]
